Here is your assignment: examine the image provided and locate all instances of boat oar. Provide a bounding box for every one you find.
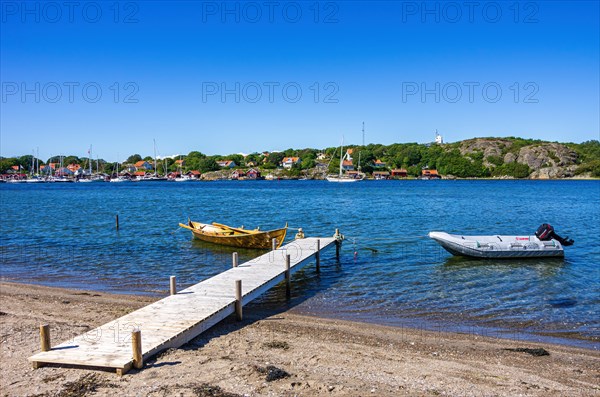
[179,223,195,231]
[211,222,256,234]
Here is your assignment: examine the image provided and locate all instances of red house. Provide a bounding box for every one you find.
[246,168,261,179]
[391,168,408,178]
[422,169,441,179]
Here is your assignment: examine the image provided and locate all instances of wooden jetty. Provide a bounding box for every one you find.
[28,236,338,375]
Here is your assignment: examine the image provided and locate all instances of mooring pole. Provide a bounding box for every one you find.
[232,252,238,268]
[116,214,119,230]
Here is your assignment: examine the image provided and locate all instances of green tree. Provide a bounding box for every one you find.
[126,154,143,164]
[328,157,340,173]
[0,157,18,173]
[63,156,80,165]
[491,162,531,178]
[267,152,285,167]
[198,158,220,173]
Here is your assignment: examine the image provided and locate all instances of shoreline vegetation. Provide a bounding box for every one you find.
[2,137,600,181]
[1,282,599,397]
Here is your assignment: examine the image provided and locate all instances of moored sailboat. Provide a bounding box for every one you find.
[326,137,365,183]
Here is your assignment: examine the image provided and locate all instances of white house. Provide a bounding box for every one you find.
[282,157,301,169]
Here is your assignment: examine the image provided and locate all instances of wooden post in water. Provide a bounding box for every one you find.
[40,324,50,352]
[272,238,277,251]
[169,276,176,295]
[335,229,340,260]
[235,280,243,321]
[131,330,143,369]
[116,214,119,230]
[285,254,291,299]
[316,239,321,273]
[232,252,238,268]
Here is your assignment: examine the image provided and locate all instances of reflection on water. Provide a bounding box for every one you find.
[1,180,599,346]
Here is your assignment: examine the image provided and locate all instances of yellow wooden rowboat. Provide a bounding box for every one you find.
[179,220,288,249]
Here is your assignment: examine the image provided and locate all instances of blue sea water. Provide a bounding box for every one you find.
[1,180,599,348]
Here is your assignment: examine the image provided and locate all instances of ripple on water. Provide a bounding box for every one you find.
[1,180,599,345]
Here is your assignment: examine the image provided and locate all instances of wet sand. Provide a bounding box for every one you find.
[1,281,599,396]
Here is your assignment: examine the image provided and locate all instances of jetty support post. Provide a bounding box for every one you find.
[131,329,143,369]
[116,214,119,230]
[232,252,238,268]
[272,238,277,251]
[335,229,341,260]
[235,280,243,321]
[169,276,176,295]
[285,254,291,299]
[316,239,321,273]
[40,324,51,352]
[31,325,51,369]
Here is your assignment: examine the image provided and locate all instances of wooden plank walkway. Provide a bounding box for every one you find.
[28,237,337,375]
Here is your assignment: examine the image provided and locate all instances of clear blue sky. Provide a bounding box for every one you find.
[1,1,599,161]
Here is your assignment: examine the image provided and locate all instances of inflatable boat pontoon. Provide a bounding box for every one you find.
[429,224,574,259]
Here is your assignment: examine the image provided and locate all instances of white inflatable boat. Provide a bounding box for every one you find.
[428,224,574,259]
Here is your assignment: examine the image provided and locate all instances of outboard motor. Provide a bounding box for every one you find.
[536,223,574,246]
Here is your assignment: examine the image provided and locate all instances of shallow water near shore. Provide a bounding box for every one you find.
[1,180,599,348]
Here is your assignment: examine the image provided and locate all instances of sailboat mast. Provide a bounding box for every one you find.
[153,139,158,177]
[339,139,344,177]
[362,122,365,146]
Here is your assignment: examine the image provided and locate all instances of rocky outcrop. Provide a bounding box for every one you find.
[459,138,513,158]
[514,143,578,178]
[516,143,578,170]
[456,138,582,178]
[529,165,577,179]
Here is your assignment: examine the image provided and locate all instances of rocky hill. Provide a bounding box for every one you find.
[454,138,585,179]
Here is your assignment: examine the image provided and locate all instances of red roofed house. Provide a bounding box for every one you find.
[231,169,245,180]
[422,169,441,179]
[373,171,390,180]
[40,163,57,173]
[67,163,81,173]
[341,160,354,171]
[391,168,408,178]
[246,168,261,179]
[55,167,73,176]
[186,170,201,179]
[373,159,387,168]
[135,161,153,171]
[175,159,185,167]
[282,157,301,169]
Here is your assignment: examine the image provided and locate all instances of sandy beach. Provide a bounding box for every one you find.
[1,281,598,397]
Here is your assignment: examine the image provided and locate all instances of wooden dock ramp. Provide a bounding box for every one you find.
[28,237,337,375]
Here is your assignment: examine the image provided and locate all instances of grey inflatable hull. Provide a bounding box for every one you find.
[428,232,565,259]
